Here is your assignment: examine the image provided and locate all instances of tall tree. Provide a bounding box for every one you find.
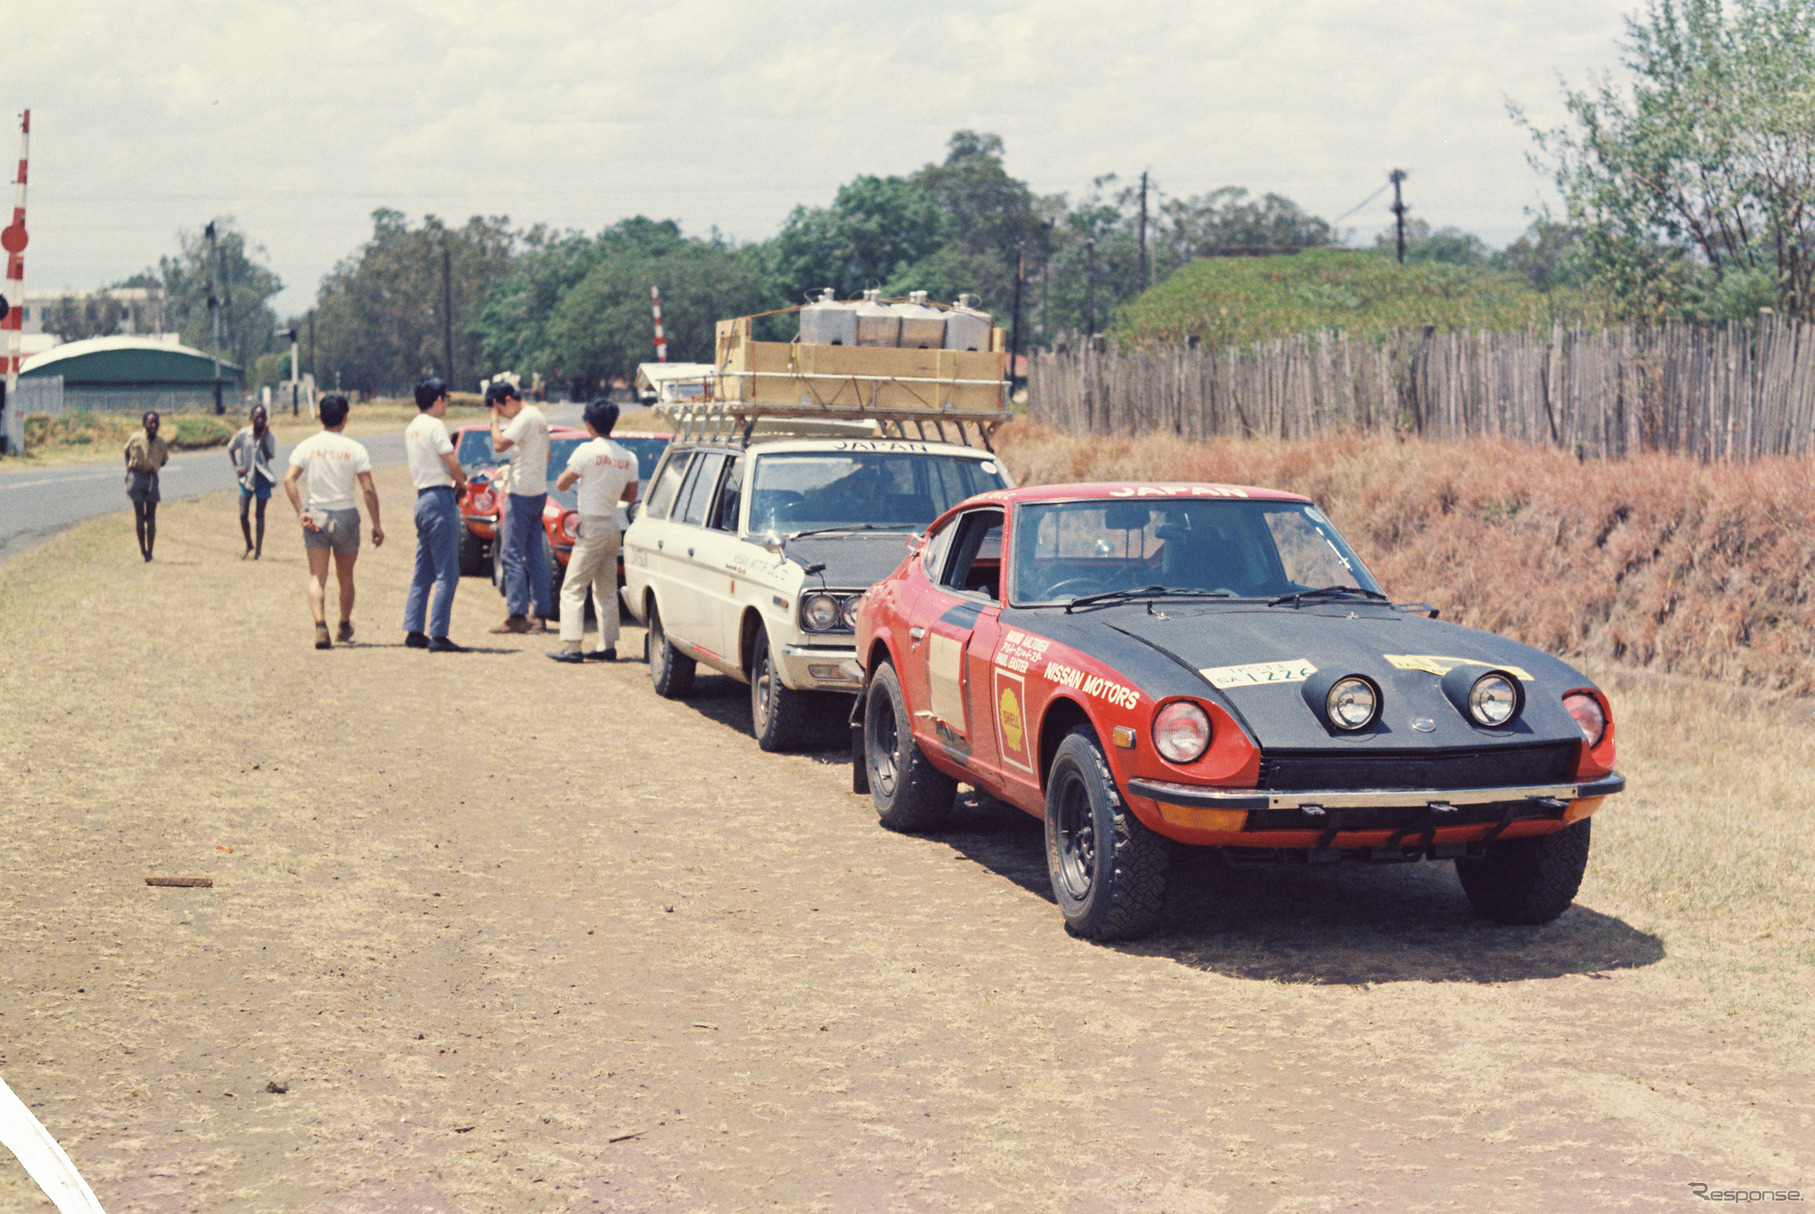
[147,219,283,375]
[1518,0,1815,319]
[770,175,948,304]
[312,210,517,395]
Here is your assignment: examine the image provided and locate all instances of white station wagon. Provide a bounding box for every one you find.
[622,434,1013,750]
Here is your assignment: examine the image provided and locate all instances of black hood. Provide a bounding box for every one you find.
[782,532,915,590]
[1098,603,1593,750]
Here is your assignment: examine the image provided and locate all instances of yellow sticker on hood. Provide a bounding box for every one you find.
[1199,658,1318,689]
[1385,654,1533,680]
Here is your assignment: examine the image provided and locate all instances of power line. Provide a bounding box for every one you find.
[1333,182,1391,223]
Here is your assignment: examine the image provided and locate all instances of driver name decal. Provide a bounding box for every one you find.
[1044,661,1140,710]
[1199,658,1318,689]
[994,628,1051,674]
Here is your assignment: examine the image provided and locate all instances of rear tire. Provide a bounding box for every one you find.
[750,628,809,752]
[1456,819,1591,925]
[646,601,695,699]
[864,663,956,832]
[1044,727,1168,941]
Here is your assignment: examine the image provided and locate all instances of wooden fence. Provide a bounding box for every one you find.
[1026,316,1815,461]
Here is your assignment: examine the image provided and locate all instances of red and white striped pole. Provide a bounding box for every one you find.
[2,110,29,454]
[650,284,668,363]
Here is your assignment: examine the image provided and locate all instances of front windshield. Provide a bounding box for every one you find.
[546,436,587,510]
[457,429,496,467]
[1010,497,1382,605]
[747,450,1007,534]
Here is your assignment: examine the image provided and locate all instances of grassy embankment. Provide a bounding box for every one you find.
[1,397,489,468]
[995,421,1815,697]
[1110,248,1593,348]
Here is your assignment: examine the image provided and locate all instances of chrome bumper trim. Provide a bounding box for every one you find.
[1126,772,1626,812]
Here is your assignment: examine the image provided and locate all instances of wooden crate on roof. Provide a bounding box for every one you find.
[713,317,1009,419]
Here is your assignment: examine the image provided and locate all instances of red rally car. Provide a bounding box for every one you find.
[851,483,1624,941]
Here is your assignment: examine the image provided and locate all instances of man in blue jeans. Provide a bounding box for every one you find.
[402,376,471,652]
[486,379,553,633]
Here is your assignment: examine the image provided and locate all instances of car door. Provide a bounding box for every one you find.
[665,450,729,663]
[906,506,1004,774]
[693,453,745,665]
[624,447,692,619]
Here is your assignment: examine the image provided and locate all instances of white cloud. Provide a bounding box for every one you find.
[1,0,1630,317]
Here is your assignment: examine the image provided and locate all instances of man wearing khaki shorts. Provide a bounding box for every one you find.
[282,394,385,650]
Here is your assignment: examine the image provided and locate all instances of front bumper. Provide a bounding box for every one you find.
[777,641,862,691]
[1127,772,1626,815]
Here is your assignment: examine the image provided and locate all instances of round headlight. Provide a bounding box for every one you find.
[560,511,580,541]
[802,593,840,631]
[1152,701,1212,764]
[1468,672,1520,727]
[471,488,495,512]
[1563,691,1606,745]
[1326,676,1379,731]
[840,594,861,629]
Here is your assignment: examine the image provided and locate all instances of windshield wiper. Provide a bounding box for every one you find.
[782,524,915,542]
[1267,585,1391,608]
[1065,585,1235,613]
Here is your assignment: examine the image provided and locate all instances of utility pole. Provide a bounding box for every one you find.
[440,235,456,387]
[1082,237,1097,337]
[1390,169,1409,265]
[1009,243,1025,392]
[206,220,223,414]
[1138,170,1150,290]
[1,109,29,456]
[287,326,299,416]
[307,309,316,402]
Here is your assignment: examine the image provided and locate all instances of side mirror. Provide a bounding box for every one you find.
[761,532,784,554]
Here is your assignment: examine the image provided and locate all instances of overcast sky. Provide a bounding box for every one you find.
[3,0,1634,320]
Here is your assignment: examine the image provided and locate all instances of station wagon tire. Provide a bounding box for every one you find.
[646,602,695,698]
[458,524,488,577]
[865,662,956,833]
[1044,727,1169,941]
[749,628,809,752]
[1455,818,1591,925]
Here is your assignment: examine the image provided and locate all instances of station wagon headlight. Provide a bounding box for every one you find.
[1563,691,1607,745]
[1467,671,1522,727]
[1326,676,1380,731]
[1152,701,1211,764]
[840,594,861,629]
[801,592,841,632]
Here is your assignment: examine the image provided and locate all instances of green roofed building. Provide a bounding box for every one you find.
[20,336,241,414]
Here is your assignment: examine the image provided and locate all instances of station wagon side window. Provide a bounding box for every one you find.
[643,450,691,521]
[710,456,744,533]
[676,452,728,527]
[939,508,1004,600]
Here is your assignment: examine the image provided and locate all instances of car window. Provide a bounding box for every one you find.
[457,430,495,466]
[548,436,586,476]
[1009,498,1381,604]
[940,509,1004,599]
[616,436,671,481]
[643,450,691,520]
[711,456,744,533]
[676,452,727,527]
[920,516,959,580]
[747,450,1008,534]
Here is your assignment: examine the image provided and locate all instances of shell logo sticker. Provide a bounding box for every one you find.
[1385,654,1533,681]
[998,687,1024,752]
[1199,658,1317,689]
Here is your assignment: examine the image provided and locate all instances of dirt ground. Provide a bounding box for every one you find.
[0,465,1810,1213]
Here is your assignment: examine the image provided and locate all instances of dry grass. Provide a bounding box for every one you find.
[996,421,1815,694]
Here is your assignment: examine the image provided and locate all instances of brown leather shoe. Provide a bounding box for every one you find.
[528,616,550,633]
[491,615,532,634]
[314,623,332,650]
[336,620,355,644]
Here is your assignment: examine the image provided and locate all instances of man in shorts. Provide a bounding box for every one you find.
[547,398,638,663]
[402,375,471,653]
[486,380,552,633]
[282,394,385,650]
[123,410,169,561]
[229,404,277,559]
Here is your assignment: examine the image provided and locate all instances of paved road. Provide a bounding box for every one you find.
[0,403,586,562]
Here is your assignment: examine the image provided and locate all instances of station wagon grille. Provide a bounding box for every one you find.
[1258,742,1580,792]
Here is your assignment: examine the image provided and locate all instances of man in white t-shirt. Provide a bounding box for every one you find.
[282,394,384,650]
[486,380,553,632]
[548,399,639,663]
[401,376,472,653]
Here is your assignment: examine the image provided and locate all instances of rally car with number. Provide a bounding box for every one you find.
[623,435,1012,751]
[851,483,1624,941]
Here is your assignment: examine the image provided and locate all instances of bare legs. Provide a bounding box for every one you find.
[305,547,359,626]
[132,498,157,561]
[239,495,268,558]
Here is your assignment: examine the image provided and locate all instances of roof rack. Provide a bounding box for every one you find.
[656,403,1005,450]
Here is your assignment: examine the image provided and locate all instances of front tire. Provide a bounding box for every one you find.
[865,662,956,832]
[1456,819,1591,925]
[750,628,810,752]
[1044,727,1168,941]
[646,601,695,699]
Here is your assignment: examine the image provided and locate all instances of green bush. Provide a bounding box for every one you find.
[168,416,233,450]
